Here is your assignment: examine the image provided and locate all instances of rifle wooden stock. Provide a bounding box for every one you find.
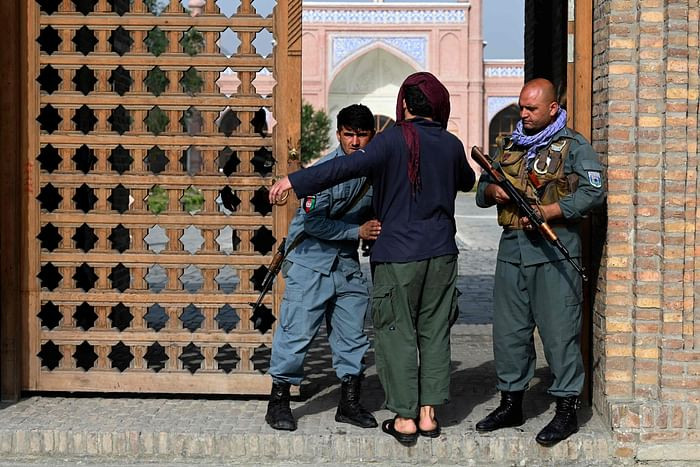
[471,146,587,281]
[250,238,287,312]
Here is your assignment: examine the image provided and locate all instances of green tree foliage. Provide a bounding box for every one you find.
[147,185,168,214]
[301,102,332,165]
[181,186,204,215]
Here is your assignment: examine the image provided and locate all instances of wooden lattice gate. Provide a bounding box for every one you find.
[22,0,300,393]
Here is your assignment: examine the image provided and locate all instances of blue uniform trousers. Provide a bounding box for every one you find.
[493,259,584,397]
[269,259,371,385]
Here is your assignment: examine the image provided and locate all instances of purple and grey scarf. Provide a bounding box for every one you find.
[511,108,568,161]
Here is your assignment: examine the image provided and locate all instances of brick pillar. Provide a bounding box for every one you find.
[593,0,700,460]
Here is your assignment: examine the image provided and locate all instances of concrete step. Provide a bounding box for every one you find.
[0,325,613,465]
[0,424,612,466]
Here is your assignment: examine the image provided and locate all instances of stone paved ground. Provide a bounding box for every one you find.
[0,194,614,465]
[454,247,496,325]
[454,192,498,325]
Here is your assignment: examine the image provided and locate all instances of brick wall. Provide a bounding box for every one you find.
[592,0,700,460]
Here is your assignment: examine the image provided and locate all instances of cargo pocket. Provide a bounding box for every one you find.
[280,286,305,334]
[564,269,583,306]
[448,288,462,327]
[371,285,395,331]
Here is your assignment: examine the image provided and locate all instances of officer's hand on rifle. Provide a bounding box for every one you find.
[520,202,563,231]
[485,183,510,205]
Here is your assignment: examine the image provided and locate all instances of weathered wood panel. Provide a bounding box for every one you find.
[0,0,23,402]
[22,0,299,394]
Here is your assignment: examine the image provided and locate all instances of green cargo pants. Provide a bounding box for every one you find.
[371,255,459,418]
[493,259,584,397]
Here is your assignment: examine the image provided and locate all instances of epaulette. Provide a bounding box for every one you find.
[557,127,589,146]
[572,133,589,146]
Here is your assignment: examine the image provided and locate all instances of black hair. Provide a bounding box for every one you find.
[404,85,433,119]
[337,104,374,132]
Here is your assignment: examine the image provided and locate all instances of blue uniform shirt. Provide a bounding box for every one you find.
[289,119,475,263]
[285,146,373,275]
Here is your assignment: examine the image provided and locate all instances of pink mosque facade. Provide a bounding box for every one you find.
[301,0,524,161]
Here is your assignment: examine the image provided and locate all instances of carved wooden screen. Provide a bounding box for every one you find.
[24,0,300,393]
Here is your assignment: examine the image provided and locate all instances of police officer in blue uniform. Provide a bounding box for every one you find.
[265,104,381,431]
[475,79,605,446]
[268,74,476,444]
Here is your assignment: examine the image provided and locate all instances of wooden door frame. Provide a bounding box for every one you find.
[525,0,594,402]
[568,0,593,138]
[0,0,24,402]
[567,0,594,403]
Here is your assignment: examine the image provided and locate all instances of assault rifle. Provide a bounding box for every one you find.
[249,238,287,334]
[470,146,587,281]
[249,233,309,333]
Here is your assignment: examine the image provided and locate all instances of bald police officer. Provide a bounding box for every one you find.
[265,104,380,432]
[475,78,605,446]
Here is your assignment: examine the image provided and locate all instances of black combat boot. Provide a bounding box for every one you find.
[335,375,378,428]
[475,390,525,432]
[265,381,297,431]
[535,395,579,446]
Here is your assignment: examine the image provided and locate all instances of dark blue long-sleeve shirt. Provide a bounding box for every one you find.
[289,118,475,263]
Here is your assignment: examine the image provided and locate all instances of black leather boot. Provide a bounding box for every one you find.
[265,381,297,431]
[535,395,580,446]
[475,390,525,432]
[335,375,378,428]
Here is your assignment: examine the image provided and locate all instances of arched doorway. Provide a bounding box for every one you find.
[488,104,520,155]
[328,48,416,140]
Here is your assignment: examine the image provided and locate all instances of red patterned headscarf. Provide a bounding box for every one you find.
[395,72,451,194]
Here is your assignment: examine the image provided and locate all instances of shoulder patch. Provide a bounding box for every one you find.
[302,195,316,213]
[587,171,602,188]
